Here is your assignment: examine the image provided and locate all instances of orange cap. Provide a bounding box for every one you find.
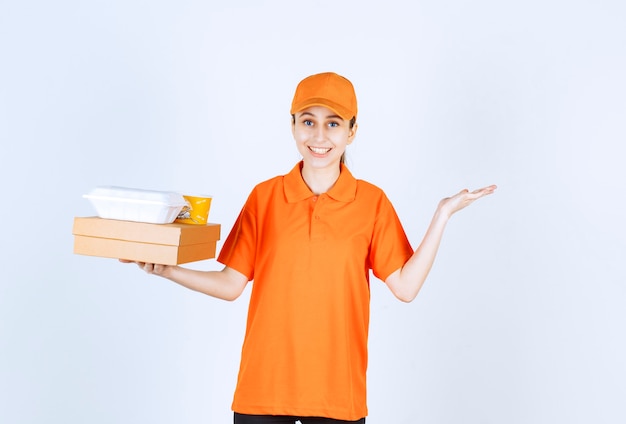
[290,72,358,120]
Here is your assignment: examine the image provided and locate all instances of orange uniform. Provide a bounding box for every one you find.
[218,162,414,420]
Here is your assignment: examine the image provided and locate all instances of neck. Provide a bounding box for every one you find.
[300,162,341,195]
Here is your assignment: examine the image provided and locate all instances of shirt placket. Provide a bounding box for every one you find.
[310,194,326,241]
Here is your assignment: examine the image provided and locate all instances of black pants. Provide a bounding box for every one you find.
[234,413,366,424]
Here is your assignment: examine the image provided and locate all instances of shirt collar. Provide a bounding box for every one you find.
[284,161,357,203]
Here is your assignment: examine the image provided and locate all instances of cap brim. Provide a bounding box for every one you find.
[290,98,354,121]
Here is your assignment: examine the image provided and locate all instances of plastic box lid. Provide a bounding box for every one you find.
[84,186,188,206]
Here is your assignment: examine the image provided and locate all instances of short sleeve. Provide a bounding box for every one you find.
[369,193,414,282]
[217,190,258,281]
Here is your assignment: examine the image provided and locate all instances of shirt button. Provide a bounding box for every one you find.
[312,196,318,202]
[315,215,320,220]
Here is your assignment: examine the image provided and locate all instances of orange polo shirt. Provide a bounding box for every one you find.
[218,162,414,420]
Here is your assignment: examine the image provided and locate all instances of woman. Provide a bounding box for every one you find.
[124,72,496,423]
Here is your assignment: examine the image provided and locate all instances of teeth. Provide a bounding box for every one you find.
[310,147,331,154]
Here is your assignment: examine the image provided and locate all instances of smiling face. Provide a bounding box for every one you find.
[292,105,357,172]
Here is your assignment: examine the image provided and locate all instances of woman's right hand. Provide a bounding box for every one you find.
[119,259,173,277]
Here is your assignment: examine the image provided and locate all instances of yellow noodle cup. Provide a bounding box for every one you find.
[175,194,212,225]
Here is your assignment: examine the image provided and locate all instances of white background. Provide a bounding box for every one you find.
[1,1,625,423]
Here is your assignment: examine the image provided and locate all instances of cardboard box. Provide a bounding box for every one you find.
[73,216,221,265]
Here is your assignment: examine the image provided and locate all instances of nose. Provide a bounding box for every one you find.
[313,124,327,142]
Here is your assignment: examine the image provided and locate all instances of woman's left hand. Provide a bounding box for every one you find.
[438,185,497,219]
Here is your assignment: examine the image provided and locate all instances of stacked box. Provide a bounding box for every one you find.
[73,216,220,265]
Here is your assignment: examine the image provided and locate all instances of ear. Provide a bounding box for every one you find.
[347,122,358,145]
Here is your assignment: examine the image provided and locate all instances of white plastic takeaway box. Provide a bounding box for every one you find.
[83,186,188,224]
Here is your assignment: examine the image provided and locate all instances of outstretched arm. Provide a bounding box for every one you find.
[385,185,497,302]
[120,260,249,301]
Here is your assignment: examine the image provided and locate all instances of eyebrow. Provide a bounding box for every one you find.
[299,111,342,120]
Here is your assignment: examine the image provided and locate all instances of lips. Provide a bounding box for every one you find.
[309,146,332,154]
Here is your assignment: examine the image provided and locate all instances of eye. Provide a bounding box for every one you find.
[303,120,314,126]
[328,121,339,128]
